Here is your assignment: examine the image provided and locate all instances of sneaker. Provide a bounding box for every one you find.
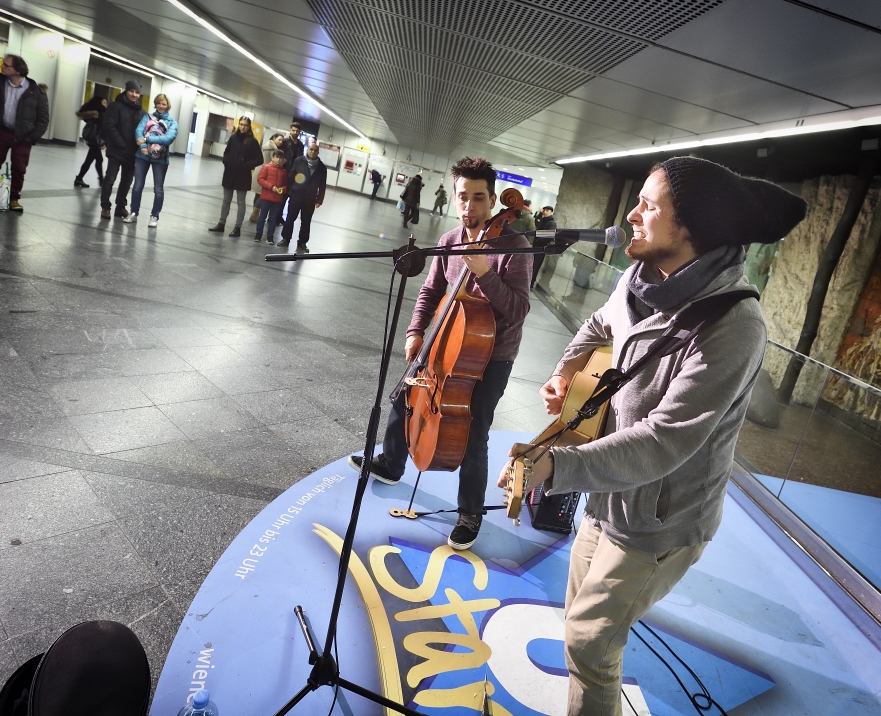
[9,200,23,212]
[266,236,274,244]
[122,212,137,224]
[347,454,401,485]
[253,234,262,242]
[74,177,89,188]
[114,207,129,218]
[448,513,482,550]
[295,244,310,254]
[100,208,111,219]
[276,239,290,247]
[148,216,159,228]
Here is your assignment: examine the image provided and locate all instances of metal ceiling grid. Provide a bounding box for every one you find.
[308,0,710,154]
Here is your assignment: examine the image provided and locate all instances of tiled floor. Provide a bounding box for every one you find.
[0,144,571,689]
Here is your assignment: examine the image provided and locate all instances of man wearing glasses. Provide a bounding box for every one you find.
[0,55,49,212]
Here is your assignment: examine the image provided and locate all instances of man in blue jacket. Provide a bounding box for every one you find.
[502,157,807,716]
[277,141,327,252]
[0,54,50,212]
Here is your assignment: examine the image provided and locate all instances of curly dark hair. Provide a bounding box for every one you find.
[451,156,496,196]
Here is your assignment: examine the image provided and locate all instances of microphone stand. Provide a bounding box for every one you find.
[263,234,576,716]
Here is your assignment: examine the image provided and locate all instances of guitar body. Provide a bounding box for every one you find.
[504,345,613,521]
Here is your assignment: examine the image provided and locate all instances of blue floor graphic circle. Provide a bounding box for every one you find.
[150,431,773,716]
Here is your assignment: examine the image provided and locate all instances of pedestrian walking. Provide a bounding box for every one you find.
[74,96,107,188]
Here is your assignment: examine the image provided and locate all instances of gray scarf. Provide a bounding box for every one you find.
[626,245,746,324]
[305,156,319,175]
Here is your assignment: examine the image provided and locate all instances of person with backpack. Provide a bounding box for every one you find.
[400,172,423,228]
[500,157,807,716]
[74,96,107,188]
[124,94,178,228]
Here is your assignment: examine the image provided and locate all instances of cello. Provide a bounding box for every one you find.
[390,187,527,473]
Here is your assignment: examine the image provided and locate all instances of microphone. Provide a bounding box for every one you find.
[533,226,626,248]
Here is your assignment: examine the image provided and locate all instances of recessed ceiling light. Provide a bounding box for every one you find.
[164,0,365,138]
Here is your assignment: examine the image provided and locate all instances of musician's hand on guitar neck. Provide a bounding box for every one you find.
[497,442,554,491]
[405,335,423,361]
[539,375,569,415]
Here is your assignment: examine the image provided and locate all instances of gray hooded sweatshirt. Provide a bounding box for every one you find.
[547,264,766,553]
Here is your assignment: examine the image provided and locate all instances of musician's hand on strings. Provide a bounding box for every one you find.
[462,243,490,277]
[539,375,569,415]
[497,443,553,490]
[404,335,423,361]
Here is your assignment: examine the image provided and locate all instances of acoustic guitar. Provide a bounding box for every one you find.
[502,345,613,525]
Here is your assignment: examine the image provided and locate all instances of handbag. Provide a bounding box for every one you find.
[396,199,404,212]
[81,121,100,146]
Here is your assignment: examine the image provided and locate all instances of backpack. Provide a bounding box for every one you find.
[142,116,169,161]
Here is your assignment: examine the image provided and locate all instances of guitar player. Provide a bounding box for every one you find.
[499,157,807,716]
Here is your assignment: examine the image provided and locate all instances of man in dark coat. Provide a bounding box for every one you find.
[281,122,304,171]
[532,205,556,287]
[277,141,327,252]
[100,80,146,219]
[401,172,423,228]
[369,168,382,199]
[0,54,50,212]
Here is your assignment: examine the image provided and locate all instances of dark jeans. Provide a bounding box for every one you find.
[403,203,418,225]
[131,159,169,216]
[381,359,513,515]
[431,201,445,215]
[77,144,104,181]
[371,182,380,198]
[100,156,135,210]
[280,194,316,245]
[0,128,33,202]
[256,200,283,238]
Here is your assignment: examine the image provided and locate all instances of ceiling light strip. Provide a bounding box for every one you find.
[0,8,232,102]
[164,0,366,138]
[556,114,881,165]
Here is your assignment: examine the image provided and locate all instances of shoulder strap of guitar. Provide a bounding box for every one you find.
[568,288,759,430]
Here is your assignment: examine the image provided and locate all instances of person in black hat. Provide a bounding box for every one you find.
[99,80,146,220]
[500,156,807,716]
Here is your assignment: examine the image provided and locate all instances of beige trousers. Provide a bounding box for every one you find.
[564,521,706,716]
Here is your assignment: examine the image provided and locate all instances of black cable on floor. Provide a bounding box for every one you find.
[630,621,729,716]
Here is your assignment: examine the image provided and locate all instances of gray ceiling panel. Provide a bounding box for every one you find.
[660,0,881,108]
[603,47,844,123]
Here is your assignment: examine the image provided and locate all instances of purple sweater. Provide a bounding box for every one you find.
[407,226,532,361]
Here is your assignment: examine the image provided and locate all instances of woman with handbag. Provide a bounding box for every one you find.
[208,117,263,237]
[74,96,107,188]
[124,93,178,228]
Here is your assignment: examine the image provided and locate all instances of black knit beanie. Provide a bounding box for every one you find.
[661,157,807,249]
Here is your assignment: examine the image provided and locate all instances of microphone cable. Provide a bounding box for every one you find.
[628,620,730,716]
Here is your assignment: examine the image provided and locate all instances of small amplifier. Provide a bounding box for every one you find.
[527,485,581,534]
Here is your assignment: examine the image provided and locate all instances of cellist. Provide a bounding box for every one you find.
[349,156,532,550]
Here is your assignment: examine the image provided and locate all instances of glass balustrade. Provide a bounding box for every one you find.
[534,252,881,593]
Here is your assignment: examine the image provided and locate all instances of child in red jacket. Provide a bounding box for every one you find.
[255,150,287,243]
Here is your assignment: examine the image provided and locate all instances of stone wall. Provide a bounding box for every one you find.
[761,175,881,404]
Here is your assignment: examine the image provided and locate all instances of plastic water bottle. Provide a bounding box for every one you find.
[176,690,219,716]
